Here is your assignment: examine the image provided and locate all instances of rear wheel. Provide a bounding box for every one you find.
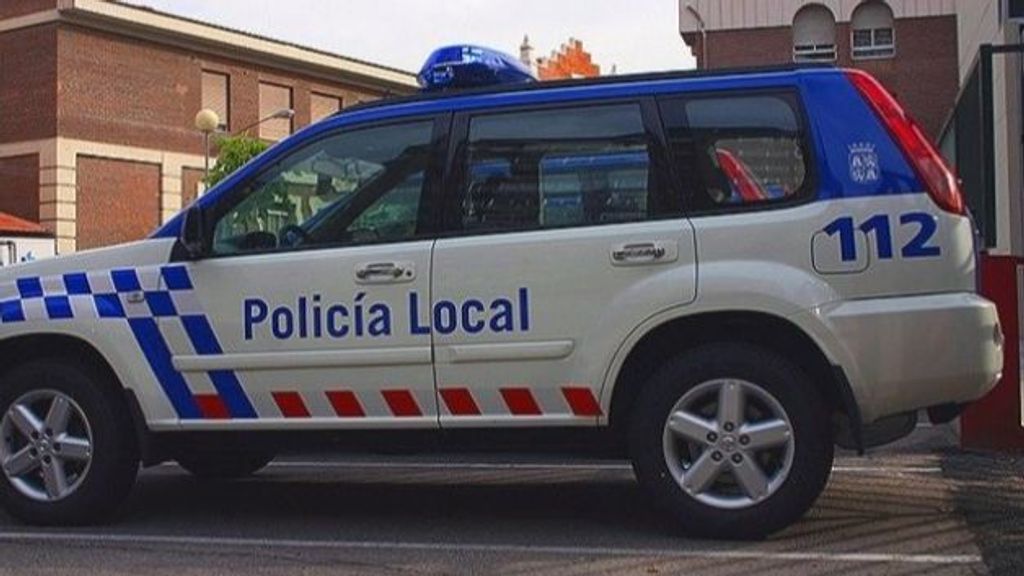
[0,360,138,525]
[629,343,833,539]
[176,452,274,480]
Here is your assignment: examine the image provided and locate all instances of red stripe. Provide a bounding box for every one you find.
[195,394,231,419]
[272,391,310,418]
[381,390,422,417]
[325,390,365,417]
[562,387,603,417]
[500,388,542,416]
[440,388,481,416]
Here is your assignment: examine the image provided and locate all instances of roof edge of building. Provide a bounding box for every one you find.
[0,212,53,237]
[55,0,417,91]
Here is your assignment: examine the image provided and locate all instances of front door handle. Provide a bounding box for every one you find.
[355,262,415,284]
[611,242,667,264]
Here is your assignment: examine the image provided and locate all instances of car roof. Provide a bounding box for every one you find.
[335,63,836,121]
[152,64,843,239]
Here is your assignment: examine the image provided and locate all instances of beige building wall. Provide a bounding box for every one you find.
[679,0,956,33]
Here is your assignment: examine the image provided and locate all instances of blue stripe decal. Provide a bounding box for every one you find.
[128,317,201,420]
[111,269,141,292]
[93,294,126,318]
[180,314,257,419]
[161,266,193,291]
[0,300,25,323]
[16,278,43,299]
[6,266,258,421]
[63,273,91,295]
[44,296,73,319]
[208,371,258,419]
[145,291,177,317]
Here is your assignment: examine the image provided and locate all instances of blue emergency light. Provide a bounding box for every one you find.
[418,45,536,92]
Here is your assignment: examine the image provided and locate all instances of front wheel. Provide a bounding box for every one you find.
[629,343,833,539]
[0,361,139,525]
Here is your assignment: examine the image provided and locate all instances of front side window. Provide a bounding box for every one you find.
[452,103,660,234]
[210,120,434,256]
[660,93,811,212]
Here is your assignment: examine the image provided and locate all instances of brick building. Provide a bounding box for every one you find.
[518,36,601,80]
[678,0,959,140]
[0,0,417,254]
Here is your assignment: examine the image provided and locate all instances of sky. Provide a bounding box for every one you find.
[122,0,695,76]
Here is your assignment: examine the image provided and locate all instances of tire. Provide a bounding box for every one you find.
[0,359,139,525]
[176,452,274,480]
[629,343,833,540]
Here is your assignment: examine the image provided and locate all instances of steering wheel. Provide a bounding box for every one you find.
[278,224,310,248]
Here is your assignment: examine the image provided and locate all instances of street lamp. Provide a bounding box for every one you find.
[194,108,220,180]
[235,108,295,137]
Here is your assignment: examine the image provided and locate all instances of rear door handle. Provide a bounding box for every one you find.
[355,261,415,284]
[611,242,674,265]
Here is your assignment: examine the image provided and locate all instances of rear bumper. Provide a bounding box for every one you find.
[799,293,1004,424]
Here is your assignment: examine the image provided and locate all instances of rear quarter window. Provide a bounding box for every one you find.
[659,92,813,213]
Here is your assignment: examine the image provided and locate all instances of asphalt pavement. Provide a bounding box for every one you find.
[0,423,1021,575]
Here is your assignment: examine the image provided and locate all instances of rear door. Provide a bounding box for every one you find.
[430,99,697,427]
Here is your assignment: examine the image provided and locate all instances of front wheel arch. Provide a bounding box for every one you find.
[0,334,145,458]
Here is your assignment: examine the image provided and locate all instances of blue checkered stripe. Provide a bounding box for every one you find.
[0,266,257,420]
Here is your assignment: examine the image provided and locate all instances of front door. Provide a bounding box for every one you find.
[430,101,697,427]
[168,117,443,427]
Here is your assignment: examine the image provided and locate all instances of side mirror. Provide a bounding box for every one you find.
[179,205,206,260]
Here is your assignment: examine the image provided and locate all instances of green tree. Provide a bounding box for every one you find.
[206,135,297,237]
[205,135,269,186]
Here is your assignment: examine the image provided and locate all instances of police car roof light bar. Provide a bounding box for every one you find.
[418,45,536,92]
[845,69,964,215]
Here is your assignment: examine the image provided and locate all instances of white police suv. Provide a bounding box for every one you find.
[0,46,1003,538]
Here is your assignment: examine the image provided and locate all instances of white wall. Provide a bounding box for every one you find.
[0,236,56,267]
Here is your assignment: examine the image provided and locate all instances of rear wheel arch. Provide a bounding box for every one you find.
[607,311,853,438]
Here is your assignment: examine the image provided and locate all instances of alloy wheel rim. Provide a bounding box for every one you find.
[662,378,795,510]
[0,390,93,502]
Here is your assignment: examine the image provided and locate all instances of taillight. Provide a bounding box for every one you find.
[845,69,964,215]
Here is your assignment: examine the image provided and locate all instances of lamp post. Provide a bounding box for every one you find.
[194,108,221,180]
[235,108,295,137]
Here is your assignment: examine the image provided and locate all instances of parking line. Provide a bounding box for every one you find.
[0,531,982,565]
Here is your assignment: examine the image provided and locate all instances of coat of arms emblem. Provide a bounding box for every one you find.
[849,142,880,184]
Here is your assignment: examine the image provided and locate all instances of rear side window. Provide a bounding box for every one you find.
[660,92,812,212]
[450,103,663,234]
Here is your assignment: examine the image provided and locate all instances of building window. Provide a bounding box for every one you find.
[259,82,293,141]
[311,92,342,123]
[201,71,230,131]
[792,4,837,62]
[851,1,895,59]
